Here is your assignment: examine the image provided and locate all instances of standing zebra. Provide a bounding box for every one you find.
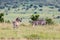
[12,17,22,29]
[32,20,46,27]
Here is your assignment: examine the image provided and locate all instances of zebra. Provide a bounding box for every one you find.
[32,19,46,27]
[12,17,22,29]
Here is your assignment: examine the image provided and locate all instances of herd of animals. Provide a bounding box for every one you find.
[12,15,60,29]
[12,17,46,29]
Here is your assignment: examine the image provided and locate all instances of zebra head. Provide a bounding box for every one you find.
[16,17,22,22]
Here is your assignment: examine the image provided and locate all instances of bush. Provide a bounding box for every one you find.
[49,7,54,9]
[58,9,60,12]
[39,9,43,11]
[39,4,43,7]
[33,6,37,9]
[0,13,4,16]
[30,14,39,21]
[0,18,4,22]
[0,13,4,22]
[45,18,54,24]
[34,12,37,14]
[7,20,10,23]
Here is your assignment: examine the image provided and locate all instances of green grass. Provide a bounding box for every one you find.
[4,13,60,24]
[0,23,60,39]
[2,6,60,39]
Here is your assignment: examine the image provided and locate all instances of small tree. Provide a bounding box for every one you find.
[45,18,53,24]
[0,13,4,22]
[30,14,39,21]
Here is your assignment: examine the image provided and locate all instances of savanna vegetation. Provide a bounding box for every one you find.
[0,0,60,40]
[0,13,59,40]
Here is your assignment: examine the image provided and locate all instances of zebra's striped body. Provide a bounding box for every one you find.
[12,17,22,29]
[32,20,46,27]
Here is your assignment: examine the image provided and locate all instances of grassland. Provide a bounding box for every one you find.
[0,23,60,40]
[1,6,60,40]
[3,12,60,40]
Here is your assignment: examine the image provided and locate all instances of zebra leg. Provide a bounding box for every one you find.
[33,24,35,27]
[36,22,38,25]
[33,23,36,27]
[15,24,19,29]
[13,23,17,29]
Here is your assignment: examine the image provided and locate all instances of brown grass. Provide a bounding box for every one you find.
[0,23,60,40]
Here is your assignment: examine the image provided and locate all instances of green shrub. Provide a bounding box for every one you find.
[0,13,4,17]
[0,13,4,22]
[0,18,4,22]
[30,14,39,21]
[7,20,10,23]
[45,18,54,24]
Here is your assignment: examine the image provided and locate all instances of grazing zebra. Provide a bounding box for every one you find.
[12,17,22,29]
[32,19,46,27]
